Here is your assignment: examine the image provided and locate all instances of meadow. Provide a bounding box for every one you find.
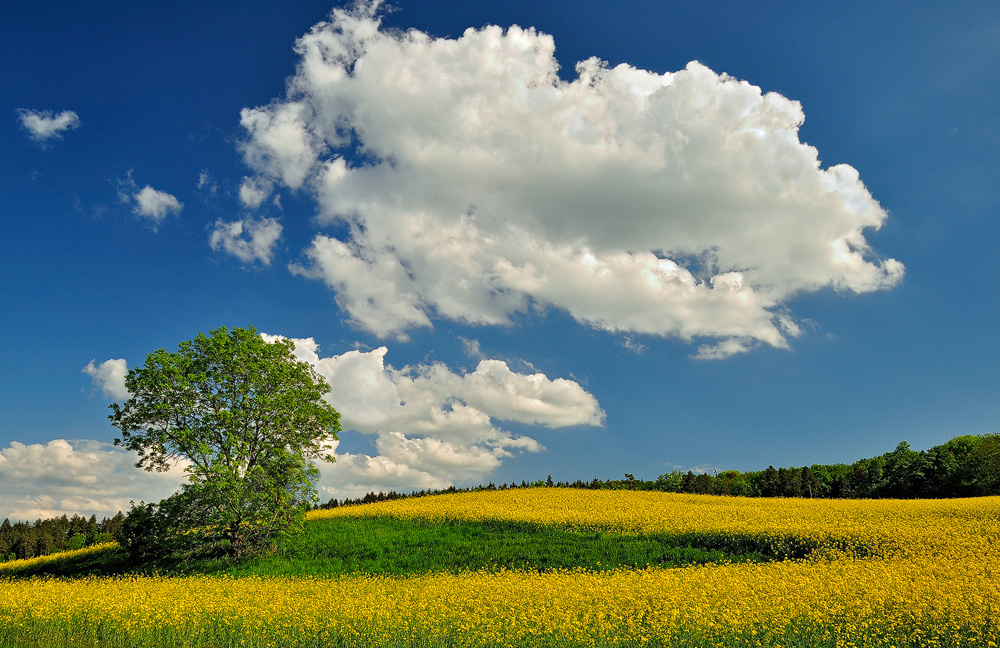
[1,489,998,647]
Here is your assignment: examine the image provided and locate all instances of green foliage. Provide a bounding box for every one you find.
[115,499,195,563]
[109,326,341,558]
[969,433,1000,494]
[114,502,160,561]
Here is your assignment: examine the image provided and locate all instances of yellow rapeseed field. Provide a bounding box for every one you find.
[2,489,999,647]
[0,541,117,574]
[310,488,1000,559]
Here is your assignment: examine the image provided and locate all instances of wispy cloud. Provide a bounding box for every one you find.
[621,337,647,355]
[197,170,219,196]
[460,337,485,360]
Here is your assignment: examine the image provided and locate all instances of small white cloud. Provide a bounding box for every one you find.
[210,217,283,265]
[134,186,183,223]
[117,171,183,226]
[82,358,129,400]
[18,108,80,143]
[268,336,605,434]
[0,439,186,521]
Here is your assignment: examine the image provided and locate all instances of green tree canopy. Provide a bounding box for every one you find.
[110,326,341,558]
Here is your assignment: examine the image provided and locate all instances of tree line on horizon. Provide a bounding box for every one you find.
[646,434,1000,499]
[4,433,997,563]
[318,433,1000,508]
[0,512,124,563]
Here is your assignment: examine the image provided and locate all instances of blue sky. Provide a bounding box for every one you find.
[2,0,998,520]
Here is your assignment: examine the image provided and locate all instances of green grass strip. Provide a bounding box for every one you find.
[1,517,775,579]
[221,516,768,577]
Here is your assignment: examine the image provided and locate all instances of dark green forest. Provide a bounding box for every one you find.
[4,433,998,563]
[644,433,1000,499]
[0,512,123,562]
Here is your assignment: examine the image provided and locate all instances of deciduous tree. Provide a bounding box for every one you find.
[110,326,340,558]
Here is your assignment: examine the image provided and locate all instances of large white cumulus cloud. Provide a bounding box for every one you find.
[242,2,903,356]
[262,334,604,499]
